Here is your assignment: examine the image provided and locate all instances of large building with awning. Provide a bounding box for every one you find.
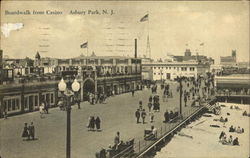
[215,74,250,104]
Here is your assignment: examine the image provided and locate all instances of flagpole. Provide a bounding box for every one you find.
[147,11,151,59]
[147,11,149,38]
[86,41,88,67]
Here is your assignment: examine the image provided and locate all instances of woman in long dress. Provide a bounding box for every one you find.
[22,123,29,140]
[95,117,101,131]
[39,103,44,118]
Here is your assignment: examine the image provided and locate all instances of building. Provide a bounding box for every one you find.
[220,50,237,66]
[0,53,142,117]
[215,74,250,104]
[173,49,214,65]
[142,61,210,81]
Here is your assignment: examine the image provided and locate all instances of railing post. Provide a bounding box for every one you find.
[139,140,140,153]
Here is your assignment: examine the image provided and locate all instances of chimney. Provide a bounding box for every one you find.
[135,38,137,58]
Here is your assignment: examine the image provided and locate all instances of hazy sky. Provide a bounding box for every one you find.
[1,1,249,64]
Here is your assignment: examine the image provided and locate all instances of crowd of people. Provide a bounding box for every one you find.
[135,94,162,124]
[229,125,244,134]
[88,92,107,105]
[163,110,179,123]
[219,131,239,146]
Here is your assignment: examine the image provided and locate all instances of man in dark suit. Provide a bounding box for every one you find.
[135,109,140,123]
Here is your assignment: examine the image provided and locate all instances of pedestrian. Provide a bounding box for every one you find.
[184,95,187,107]
[219,131,225,141]
[44,100,49,114]
[90,116,95,131]
[114,132,120,147]
[95,116,101,131]
[22,123,29,141]
[147,102,152,112]
[149,111,154,123]
[228,135,233,144]
[39,103,44,118]
[149,96,152,103]
[3,110,8,119]
[77,99,81,109]
[169,110,174,120]
[132,90,134,97]
[233,137,239,146]
[28,122,35,140]
[135,109,140,123]
[87,116,92,131]
[89,93,92,104]
[141,109,146,124]
[164,110,170,123]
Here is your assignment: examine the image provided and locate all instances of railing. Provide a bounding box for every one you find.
[131,107,198,158]
[97,74,141,81]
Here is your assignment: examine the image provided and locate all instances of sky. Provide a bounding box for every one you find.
[0,1,249,64]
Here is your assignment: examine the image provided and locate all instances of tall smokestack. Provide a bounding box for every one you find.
[135,38,137,58]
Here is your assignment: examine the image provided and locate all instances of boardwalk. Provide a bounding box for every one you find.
[0,81,205,158]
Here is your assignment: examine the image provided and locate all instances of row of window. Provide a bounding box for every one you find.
[3,92,55,113]
[3,98,20,112]
[152,66,195,71]
[154,72,195,76]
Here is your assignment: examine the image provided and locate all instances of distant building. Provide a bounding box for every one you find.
[215,74,250,104]
[220,50,237,66]
[34,52,58,74]
[173,49,214,64]
[142,61,210,81]
[3,57,34,77]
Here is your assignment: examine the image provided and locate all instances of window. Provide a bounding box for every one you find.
[3,101,7,111]
[16,99,20,109]
[154,73,156,75]
[190,67,195,71]
[181,67,187,71]
[158,67,160,69]
[158,73,160,75]
[174,67,176,69]
[24,97,28,109]
[166,67,168,69]
[35,96,38,107]
[8,100,11,111]
[154,67,156,69]
[169,67,171,70]
[151,67,153,69]
[162,67,164,69]
[12,99,16,110]
[51,93,54,104]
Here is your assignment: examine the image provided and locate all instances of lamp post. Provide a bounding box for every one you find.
[179,79,182,116]
[58,78,80,158]
[178,77,183,117]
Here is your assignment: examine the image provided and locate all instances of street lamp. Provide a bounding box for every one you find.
[58,78,80,158]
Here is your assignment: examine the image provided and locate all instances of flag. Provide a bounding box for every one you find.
[80,42,88,48]
[140,14,149,22]
[200,43,204,46]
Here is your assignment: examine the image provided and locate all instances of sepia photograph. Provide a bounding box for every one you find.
[0,1,249,158]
